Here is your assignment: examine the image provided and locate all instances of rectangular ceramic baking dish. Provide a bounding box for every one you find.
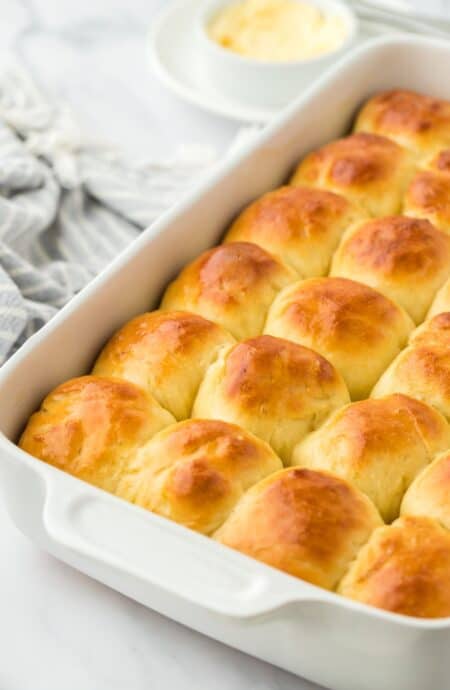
[1,35,450,690]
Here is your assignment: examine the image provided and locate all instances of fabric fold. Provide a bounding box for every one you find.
[0,59,223,362]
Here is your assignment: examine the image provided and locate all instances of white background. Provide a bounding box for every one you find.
[0,1,446,688]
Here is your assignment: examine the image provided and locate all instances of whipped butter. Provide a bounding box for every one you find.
[208,0,348,62]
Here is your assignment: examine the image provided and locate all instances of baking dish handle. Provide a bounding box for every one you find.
[42,475,321,618]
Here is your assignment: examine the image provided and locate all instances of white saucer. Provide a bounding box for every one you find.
[147,0,448,124]
[147,0,284,124]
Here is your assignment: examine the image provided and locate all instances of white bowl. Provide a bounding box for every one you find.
[195,0,358,109]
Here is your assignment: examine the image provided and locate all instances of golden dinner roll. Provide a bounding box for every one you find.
[290,133,414,217]
[372,312,450,420]
[192,335,350,464]
[330,216,450,324]
[410,310,450,348]
[428,276,450,318]
[118,419,282,535]
[214,467,382,589]
[224,186,366,277]
[19,376,175,494]
[431,149,450,173]
[292,394,450,522]
[338,516,450,618]
[354,89,450,158]
[402,449,450,532]
[403,163,450,235]
[264,277,414,399]
[160,242,297,340]
[92,310,235,421]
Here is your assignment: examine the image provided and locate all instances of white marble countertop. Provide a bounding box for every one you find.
[0,2,318,689]
[0,1,446,688]
[2,0,241,159]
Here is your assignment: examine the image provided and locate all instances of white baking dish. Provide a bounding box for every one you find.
[1,35,450,690]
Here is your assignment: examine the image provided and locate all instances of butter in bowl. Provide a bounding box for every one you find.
[196,0,358,108]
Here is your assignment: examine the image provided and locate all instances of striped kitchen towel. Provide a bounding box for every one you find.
[0,61,237,364]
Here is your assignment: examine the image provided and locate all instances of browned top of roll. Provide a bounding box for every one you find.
[331,216,450,323]
[339,515,450,618]
[224,186,366,277]
[219,335,344,414]
[121,418,282,535]
[192,335,349,463]
[354,89,450,156]
[19,376,175,493]
[161,242,297,340]
[265,277,414,399]
[293,133,401,186]
[406,315,450,402]
[410,311,450,348]
[165,241,284,306]
[405,169,450,213]
[335,216,449,279]
[297,394,447,462]
[266,277,411,351]
[403,151,450,234]
[214,467,382,590]
[433,149,450,173]
[293,393,450,522]
[93,310,235,420]
[371,312,450,421]
[290,133,413,217]
[407,167,450,205]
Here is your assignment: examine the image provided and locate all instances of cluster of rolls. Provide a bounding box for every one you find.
[19,89,450,620]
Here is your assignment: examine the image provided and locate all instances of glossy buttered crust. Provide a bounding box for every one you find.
[430,149,450,174]
[19,376,175,494]
[264,276,414,400]
[117,419,282,535]
[214,467,382,590]
[224,186,367,277]
[19,87,450,620]
[290,133,414,217]
[192,335,350,464]
[330,215,450,324]
[292,394,450,522]
[338,516,450,619]
[160,241,297,340]
[372,313,450,421]
[354,90,450,158]
[92,310,235,421]
[404,153,450,235]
